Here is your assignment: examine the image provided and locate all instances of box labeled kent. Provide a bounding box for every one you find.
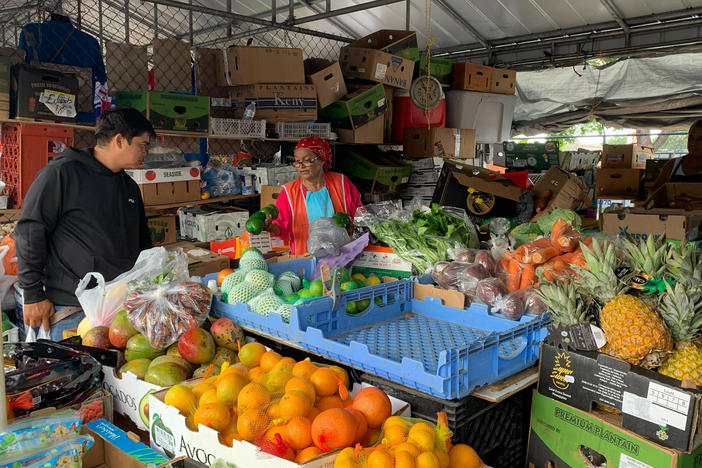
[230,84,317,122]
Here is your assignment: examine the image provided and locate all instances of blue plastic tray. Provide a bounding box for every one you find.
[293,282,549,400]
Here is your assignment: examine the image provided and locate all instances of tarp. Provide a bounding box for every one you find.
[513,53,702,136]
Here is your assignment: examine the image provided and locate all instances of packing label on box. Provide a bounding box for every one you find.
[622,383,691,432]
[39,89,76,117]
[127,167,201,184]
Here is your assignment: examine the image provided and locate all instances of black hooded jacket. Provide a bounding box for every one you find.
[15,147,151,306]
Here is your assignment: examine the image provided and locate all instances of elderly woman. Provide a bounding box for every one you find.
[264,137,362,255]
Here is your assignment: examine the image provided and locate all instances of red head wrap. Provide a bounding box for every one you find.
[295,137,332,169]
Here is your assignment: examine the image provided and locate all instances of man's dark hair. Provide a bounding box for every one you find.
[95,107,156,145]
[691,119,702,131]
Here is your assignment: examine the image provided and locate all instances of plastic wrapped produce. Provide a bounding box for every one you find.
[432,261,451,284]
[474,250,497,276]
[436,262,471,289]
[307,217,351,257]
[457,263,489,292]
[492,291,526,321]
[475,278,507,306]
[525,290,547,315]
[448,247,478,263]
[125,281,213,349]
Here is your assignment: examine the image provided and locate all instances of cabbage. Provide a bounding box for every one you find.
[536,209,581,235]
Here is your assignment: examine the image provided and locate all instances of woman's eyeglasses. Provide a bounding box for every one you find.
[292,156,320,167]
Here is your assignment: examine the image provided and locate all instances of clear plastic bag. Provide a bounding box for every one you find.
[457,263,490,293]
[125,281,213,349]
[202,166,241,197]
[142,146,186,168]
[0,435,94,468]
[491,291,526,321]
[0,410,82,461]
[475,277,507,307]
[307,217,351,257]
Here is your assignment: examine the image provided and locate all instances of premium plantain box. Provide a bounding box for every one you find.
[115,91,209,134]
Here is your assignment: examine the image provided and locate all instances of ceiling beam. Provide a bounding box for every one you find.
[433,0,489,49]
[599,0,630,34]
[300,0,358,39]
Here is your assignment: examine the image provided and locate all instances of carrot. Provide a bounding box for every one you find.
[520,264,536,289]
[521,238,556,263]
[564,250,586,268]
[505,260,522,292]
[550,218,568,244]
[582,236,594,248]
[556,225,581,252]
[513,245,527,263]
[542,256,569,271]
[531,247,561,264]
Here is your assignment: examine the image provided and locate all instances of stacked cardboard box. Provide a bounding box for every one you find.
[451,62,517,95]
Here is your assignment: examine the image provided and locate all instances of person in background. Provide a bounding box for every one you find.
[651,119,702,190]
[15,107,155,340]
[264,137,363,255]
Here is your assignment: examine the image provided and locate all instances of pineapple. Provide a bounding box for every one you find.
[574,238,672,367]
[657,282,702,385]
[621,235,671,277]
[667,243,702,288]
[535,280,592,327]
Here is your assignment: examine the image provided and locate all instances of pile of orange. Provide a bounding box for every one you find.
[162,340,397,464]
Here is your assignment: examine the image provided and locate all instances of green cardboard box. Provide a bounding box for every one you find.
[0,56,9,120]
[337,147,411,194]
[115,91,209,134]
[414,55,454,86]
[318,84,387,129]
[503,141,560,170]
[528,392,702,468]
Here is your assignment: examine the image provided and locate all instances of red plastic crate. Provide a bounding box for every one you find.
[391,96,446,143]
[1,123,73,208]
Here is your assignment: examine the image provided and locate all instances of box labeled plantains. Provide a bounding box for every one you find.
[318,84,387,129]
[337,146,411,195]
[538,342,702,452]
[11,64,79,122]
[503,141,560,170]
[229,84,317,122]
[527,391,702,468]
[115,91,209,134]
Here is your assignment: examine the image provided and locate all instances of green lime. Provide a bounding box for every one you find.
[340,281,355,292]
[297,289,312,300]
[333,266,351,283]
[356,299,370,312]
[309,280,324,297]
[284,293,299,304]
[333,212,351,228]
[245,216,265,235]
[345,301,358,314]
[353,279,366,290]
[261,205,279,219]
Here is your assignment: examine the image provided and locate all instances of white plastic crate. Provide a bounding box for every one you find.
[3,325,19,342]
[210,118,266,138]
[275,122,333,140]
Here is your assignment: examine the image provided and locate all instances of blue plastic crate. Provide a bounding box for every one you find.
[293,282,549,399]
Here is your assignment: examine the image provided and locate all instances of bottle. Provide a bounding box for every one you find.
[243,101,256,120]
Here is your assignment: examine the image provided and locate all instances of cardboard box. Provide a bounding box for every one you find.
[147,215,177,246]
[408,168,442,185]
[318,84,387,129]
[304,59,347,108]
[339,47,414,90]
[102,367,165,431]
[139,181,201,206]
[229,84,317,122]
[216,46,305,86]
[126,167,202,184]
[0,56,9,120]
[347,30,419,61]
[528,391,702,468]
[531,167,589,221]
[602,144,653,169]
[432,160,523,222]
[649,183,702,210]
[336,115,385,144]
[238,165,298,193]
[115,92,210,134]
[106,42,148,95]
[177,206,249,242]
[403,127,477,159]
[401,184,436,199]
[601,208,702,242]
[38,62,93,114]
[83,419,174,468]
[165,241,230,277]
[260,185,283,208]
[152,39,192,93]
[382,84,394,143]
[404,157,445,170]
[11,64,79,122]
[596,168,643,199]
[538,343,702,452]
[643,159,669,192]
[351,244,414,278]
[489,67,516,94]
[451,62,492,92]
[503,141,560,170]
[337,146,411,195]
[149,382,410,466]
[414,55,454,86]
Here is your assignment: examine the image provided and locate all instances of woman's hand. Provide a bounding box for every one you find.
[264,214,281,236]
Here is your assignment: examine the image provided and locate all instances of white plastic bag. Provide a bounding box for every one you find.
[24,324,51,342]
[75,247,188,327]
[307,217,351,257]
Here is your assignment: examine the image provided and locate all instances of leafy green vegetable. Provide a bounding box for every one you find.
[536,208,581,234]
[510,223,543,248]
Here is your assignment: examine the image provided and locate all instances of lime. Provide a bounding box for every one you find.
[284,293,299,304]
[345,301,358,314]
[333,266,351,283]
[340,281,355,292]
[297,289,312,300]
[374,297,382,305]
[351,273,367,283]
[356,299,371,312]
[261,204,279,219]
[353,279,366,290]
[245,217,265,235]
[365,274,381,286]
[309,280,324,297]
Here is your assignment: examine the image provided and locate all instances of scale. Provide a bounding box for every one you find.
[409,75,443,110]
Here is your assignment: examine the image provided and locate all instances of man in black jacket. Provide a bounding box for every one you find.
[15,107,156,340]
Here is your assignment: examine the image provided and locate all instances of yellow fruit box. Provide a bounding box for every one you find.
[148,382,410,467]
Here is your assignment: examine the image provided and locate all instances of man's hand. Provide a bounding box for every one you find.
[23,299,55,332]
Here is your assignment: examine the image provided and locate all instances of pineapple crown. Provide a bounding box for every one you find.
[658,281,702,342]
[572,237,628,305]
[667,243,702,288]
[621,235,671,278]
[536,280,592,327]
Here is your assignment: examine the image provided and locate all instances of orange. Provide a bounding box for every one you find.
[310,367,340,397]
[284,416,313,450]
[416,451,441,468]
[237,382,270,413]
[191,382,215,400]
[216,373,249,406]
[434,449,450,468]
[193,402,231,432]
[335,447,355,463]
[237,408,270,441]
[285,376,316,402]
[384,416,410,431]
[351,387,392,429]
[328,365,349,387]
[394,451,416,468]
[238,342,266,367]
[448,444,482,468]
[310,408,356,451]
[266,398,281,419]
[265,370,293,393]
[335,460,361,468]
[219,409,238,441]
[367,449,393,468]
[364,427,382,446]
[280,390,313,419]
[408,429,435,452]
[164,384,197,416]
[259,350,282,371]
[307,406,321,421]
[315,395,345,411]
[295,446,322,463]
[394,441,421,457]
[410,423,435,436]
[199,388,219,407]
[292,359,318,380]
[383,424,408,446]
[248,366,268,385]
[264,423,287,441]
[271,357,296,374]
[344,407,368,445]
[217,268,235,286]
[221,362,250,378]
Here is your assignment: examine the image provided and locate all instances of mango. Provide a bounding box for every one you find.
[178,328,216,364]
[144,362,189,386]
[118,358,151,380]
[83,326,112,349]
[150,355,195,377]
[193,364,220,379]
[108,310,139,349]
[210,318,245,352]
[125,334,165,361]
[211,346,238,368]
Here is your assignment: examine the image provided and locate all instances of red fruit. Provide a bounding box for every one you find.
[344,407,368,444]
[210,318,245,352]
[310,408,356,452]
[108,310,139,349]
[83,326,112,349]
[178,327,216,364]
[352,387,392,429]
